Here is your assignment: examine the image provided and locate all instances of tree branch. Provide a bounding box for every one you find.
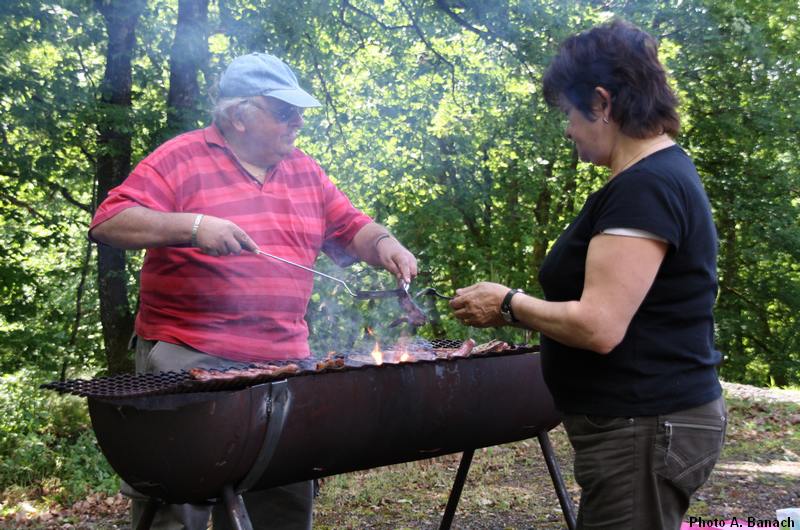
[436,137,482,243]
[0,164,92,213]
[65,236,94,380]
[48,181,92,213]
[434,0,488,38]
[738,330,776,357]
[721,284,771,315]
[303,33,355,159]
[433,0,535,78]
[719,284,781,358]
[74,40,97,93]
[79,144,97,167]
[0,187,49,222]
[341,0,412,31]
[337,2,369,49]
[398,0,456,91]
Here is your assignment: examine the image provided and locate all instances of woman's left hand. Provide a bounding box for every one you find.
[450,282,509,327]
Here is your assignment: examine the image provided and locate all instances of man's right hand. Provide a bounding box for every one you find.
[90,207,257,255]
[193,215,258,256]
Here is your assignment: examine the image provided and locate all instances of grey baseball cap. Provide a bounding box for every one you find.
[218,53,321,108]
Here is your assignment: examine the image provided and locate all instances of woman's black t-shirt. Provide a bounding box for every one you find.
[538,145,722,417]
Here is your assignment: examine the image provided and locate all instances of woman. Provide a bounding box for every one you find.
[450,19,726,529]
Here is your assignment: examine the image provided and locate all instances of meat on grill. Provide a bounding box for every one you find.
[189,363,300,382]
[389,291,428,328]
[186,339,508,384]
[316,356,346,371]
[446,338,476,358]
[472,339,510,355]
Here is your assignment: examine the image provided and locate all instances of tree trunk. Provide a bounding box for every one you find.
[166,0,209,136]
[532,148,579,270]
[715,205,744,378]
[94,0,146,374]
[531,165,552,270]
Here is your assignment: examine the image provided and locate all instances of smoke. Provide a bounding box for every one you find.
[305,256,426,357]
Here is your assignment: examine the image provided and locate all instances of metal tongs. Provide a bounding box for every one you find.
[254,249,409,300]
[414,287,453,300]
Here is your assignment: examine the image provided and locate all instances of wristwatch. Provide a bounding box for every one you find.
[500,288,524,324]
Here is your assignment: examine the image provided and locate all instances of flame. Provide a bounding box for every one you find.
[371,341,383,365]
[397,338,410,362]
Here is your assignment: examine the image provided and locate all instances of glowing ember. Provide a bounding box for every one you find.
[371,341,383,365]
[399,352,410,362]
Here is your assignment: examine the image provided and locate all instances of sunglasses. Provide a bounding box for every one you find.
[247,100,304,123]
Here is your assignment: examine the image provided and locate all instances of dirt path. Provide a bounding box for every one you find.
[721,381,800,404]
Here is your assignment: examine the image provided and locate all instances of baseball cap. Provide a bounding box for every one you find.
[218,53,321,108]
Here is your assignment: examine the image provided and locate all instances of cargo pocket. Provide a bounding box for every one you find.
[653,411,726,496]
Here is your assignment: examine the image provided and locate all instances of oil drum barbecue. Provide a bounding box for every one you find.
[43,339,577,530]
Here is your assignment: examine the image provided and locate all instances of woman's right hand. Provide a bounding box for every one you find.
[450,282,510,327]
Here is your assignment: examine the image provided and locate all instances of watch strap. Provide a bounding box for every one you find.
[501,288,523,323]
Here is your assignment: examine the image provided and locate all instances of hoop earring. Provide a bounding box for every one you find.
[602,116,609,124]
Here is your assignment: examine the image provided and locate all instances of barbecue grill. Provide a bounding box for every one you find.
[44,340,577,530]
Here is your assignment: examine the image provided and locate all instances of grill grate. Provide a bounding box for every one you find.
[41,371,196,399]
[42,339,537,400]
[428,339,466,349]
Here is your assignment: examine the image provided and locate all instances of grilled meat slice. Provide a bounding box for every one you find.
[472,339,510,355]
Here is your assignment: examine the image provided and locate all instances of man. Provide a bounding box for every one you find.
[90,52,417,529]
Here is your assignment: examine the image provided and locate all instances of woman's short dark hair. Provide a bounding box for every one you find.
[542,19,680,138]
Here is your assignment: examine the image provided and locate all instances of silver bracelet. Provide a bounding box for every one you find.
[190,214,204,247]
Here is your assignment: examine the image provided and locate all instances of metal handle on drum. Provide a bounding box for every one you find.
[236,380,291,493]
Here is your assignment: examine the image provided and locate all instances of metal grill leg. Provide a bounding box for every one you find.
[439,449,475,530]
[135,498,159,530]
[538,431,577,530]
[222,484,254,530]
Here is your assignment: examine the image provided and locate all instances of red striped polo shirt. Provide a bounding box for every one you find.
[90,125,372,361]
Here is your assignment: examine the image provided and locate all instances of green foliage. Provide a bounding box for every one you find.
[0,0,797,381]
[296,0,798,383]
[631,0,800,386]
[0,370,118,503]
[0,1,107,373]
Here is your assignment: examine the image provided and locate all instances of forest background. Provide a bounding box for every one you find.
[0,0,798,511]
